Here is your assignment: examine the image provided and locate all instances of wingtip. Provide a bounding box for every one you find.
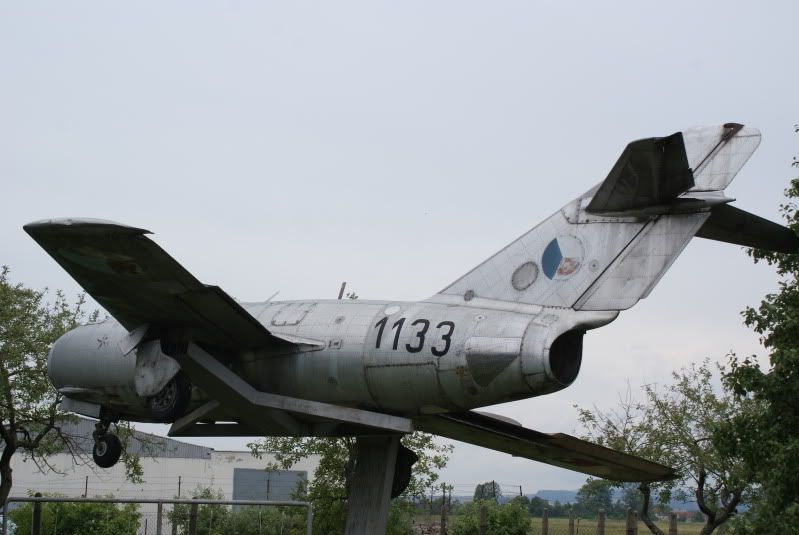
[23,218,152,235]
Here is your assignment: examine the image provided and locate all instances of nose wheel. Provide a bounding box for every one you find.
[92,421,122,468]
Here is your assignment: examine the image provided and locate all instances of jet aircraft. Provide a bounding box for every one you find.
[25,123,799,492]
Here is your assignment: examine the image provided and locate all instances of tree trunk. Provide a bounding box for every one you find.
[637,483,665,535]
[0,444,16,506]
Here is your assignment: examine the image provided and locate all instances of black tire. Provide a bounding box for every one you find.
[93,434,122,468]
[148,372,192,423]
[391,444,419,499]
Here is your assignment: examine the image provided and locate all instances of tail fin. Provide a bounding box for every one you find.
[435,123,798,311]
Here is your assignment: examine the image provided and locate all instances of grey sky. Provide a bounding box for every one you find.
[2,1,797,493]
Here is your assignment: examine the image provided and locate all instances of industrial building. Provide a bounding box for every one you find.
[7,417,319,532]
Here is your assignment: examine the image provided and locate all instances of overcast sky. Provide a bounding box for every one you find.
[2,1,797,495]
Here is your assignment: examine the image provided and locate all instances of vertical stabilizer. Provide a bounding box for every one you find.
[434,124,778,312]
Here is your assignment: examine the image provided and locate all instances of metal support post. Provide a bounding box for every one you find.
[669,512,678,535]
[568,511,575,535]
[156,501,163,535]
[305,504,314,535]
[188,500,199,535]
[344,435,401,535]
[31,492,43,535]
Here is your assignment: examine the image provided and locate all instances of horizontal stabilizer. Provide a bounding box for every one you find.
[587,123,761,214]
[415,411,675,482]
[587,132,694,212]
[24,218,289,351]
[696,204,799,253]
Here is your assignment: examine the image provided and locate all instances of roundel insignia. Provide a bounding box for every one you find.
[542,236,584,280]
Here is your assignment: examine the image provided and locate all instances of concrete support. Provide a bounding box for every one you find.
[344,435,401,535]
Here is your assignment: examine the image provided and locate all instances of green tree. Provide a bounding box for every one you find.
[168,486,308,535]
[618,484,643,517]
[451,499,530,535]
[573,479,613,518]
[8,496,140,535]
[720,148,799,532]
[526,495,549,516]
[577,361,755,535]
[0,268,144,505]
[248,433,452,534]
[222,505,306,535]
[473,481,502,503]
[169,486,231,535]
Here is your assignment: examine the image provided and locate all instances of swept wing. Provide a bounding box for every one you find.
[24,218,290,351]
[416,411,674,482]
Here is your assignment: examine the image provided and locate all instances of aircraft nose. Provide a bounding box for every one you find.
[48,327,81,389]
[47,321,135,390]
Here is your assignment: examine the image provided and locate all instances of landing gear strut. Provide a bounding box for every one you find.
[92,420,122,469]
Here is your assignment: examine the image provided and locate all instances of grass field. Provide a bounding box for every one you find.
[415,514,708,534]
[526,516,706,535]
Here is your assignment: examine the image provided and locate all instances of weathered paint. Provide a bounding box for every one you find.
[49,299,615,418]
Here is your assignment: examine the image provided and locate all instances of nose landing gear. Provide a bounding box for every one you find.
[92,421,122,469]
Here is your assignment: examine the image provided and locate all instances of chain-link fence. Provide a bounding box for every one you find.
[2,495,312,535]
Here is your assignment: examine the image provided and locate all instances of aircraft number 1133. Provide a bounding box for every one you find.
[374,317,455,356]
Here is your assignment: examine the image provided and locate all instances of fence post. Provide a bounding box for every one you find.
[439,486,448,535]
[156,501,163,535]
[597,509,606,535]
[669,513,678,535]
[568,511,575,535]
[31,493,43,535]
[479,504,488,535]
[542,507,549,535]
[626,509,638,535]
[188,499,199,535]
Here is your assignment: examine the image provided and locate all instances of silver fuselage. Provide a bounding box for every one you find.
[48,297,617,421]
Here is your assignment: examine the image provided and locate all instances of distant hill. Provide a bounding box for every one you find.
[530,489,698,512]
[533,490,577,504]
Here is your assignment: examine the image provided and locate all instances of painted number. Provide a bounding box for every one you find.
[405,319,429,353]
[431,321,454,357]
[374,317,454,356]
